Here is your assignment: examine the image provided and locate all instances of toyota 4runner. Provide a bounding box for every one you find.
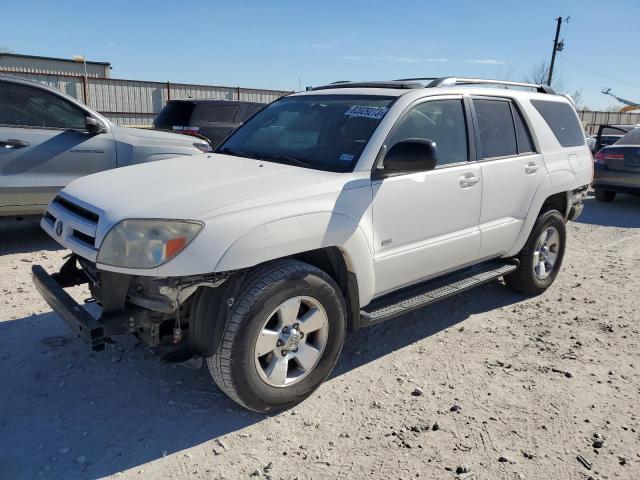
[32,77,592,412]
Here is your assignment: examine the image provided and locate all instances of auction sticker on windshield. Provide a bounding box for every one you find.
[344,105,389,120]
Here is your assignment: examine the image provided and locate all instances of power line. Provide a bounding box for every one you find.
[558,54,640,88]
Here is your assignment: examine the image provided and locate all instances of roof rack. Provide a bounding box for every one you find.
[310,77,555,94]
[396,77,555,94]
[311,81,424,91]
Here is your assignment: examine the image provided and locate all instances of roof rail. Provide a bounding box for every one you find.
[310,77,556,94]
[422,77,555,94]
[311,80,424,91]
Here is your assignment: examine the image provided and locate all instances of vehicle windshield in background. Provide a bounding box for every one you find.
[217,95,394,172]
[615,128,640,145]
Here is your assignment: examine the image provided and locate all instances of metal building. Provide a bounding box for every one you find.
[0,52,111,78]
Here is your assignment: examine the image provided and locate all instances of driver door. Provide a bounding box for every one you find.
[0,79,116,214]
[371,96,482,296]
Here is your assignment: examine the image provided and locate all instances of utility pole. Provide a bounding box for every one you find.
[547,16,566,86]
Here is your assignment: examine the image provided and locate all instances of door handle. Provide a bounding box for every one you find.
[459,174,480,188]
[0,139,29,149]
[525,162,542,174]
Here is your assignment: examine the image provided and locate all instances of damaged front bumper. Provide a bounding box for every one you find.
[32,255,230,352]
[32,263,113,352]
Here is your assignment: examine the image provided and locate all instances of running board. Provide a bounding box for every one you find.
[360,260,518,326]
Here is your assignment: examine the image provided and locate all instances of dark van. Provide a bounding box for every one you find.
[153,99,265,148]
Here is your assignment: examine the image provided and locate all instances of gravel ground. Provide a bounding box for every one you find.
[1,193,639,480]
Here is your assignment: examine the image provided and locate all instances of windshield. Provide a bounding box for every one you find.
[217,94,394,172]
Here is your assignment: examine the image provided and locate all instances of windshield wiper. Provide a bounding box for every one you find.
[218,148,311,167]
[217,147,259,159]
[261,154,311,168]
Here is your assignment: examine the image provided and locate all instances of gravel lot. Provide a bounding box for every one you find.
[1,193,639,480]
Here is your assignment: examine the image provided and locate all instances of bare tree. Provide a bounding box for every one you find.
[524,61,567,92]
[569,89,584,109]
[490,65,517,81]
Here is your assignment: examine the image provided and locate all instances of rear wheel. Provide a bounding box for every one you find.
[594,188,616,202]
[504,210,566,295]
[206,259,347,413]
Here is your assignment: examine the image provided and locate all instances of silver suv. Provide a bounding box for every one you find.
[0,75,210,216]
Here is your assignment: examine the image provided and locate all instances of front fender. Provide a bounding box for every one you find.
[215,212,376,306]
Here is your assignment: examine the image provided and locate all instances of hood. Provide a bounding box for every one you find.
[110,124,208,148]
[61,154,351,222]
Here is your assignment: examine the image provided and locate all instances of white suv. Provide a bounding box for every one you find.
[32,77,592,412]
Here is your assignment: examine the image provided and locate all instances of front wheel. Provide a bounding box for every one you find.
[504,210,566,295]
[206,260,347,413]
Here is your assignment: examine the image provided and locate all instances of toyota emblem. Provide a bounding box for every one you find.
[54,220,64,236]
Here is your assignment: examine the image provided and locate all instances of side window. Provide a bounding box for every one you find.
[512,104,535,154]
[531,99,585,147]
[0,81,86,129]
[388,99,468,166]
[473,99,517,159]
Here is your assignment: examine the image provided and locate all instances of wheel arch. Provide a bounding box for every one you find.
[290,247,362,333]
[505,171,574,257]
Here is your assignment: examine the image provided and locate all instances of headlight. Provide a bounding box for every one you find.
[97,219,203,269]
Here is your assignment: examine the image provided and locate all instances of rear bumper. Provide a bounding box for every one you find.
[592,183,640,195]
[567,187,588,222]
[593,166,640,191]
[32,264,108,352]
[568,202,584,221]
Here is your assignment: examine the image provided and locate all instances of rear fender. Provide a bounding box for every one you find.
[505,170,576,257]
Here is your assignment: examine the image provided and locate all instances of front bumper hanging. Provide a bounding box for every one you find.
[32,264,108,351]
[32,255,130,352]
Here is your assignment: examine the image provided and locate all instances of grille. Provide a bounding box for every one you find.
[46,196,100,254]
[53,196,99,223]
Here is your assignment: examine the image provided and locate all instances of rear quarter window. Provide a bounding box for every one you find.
[154,102,195,129]
[531,99,585,147]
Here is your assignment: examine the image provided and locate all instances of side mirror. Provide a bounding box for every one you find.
[85,116,106,135]
[383,138,438,173]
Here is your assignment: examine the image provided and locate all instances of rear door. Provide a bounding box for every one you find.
[471,97,545,259]
[0,80,116,214]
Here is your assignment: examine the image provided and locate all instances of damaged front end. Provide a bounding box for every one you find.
[32,255,231,353]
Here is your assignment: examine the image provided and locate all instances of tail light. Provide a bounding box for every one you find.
[172,126,200,136]
[594,150,624,164]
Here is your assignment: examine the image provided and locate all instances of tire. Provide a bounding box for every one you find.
[594,188,616,202]
[504,210,566,296]
[206,259,347,413]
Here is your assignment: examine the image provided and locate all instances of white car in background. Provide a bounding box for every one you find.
[0,75,210,217]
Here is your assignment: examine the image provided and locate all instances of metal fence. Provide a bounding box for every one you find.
[577,110,640,134]
[4,69,640,131]
[4,71,292,126]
